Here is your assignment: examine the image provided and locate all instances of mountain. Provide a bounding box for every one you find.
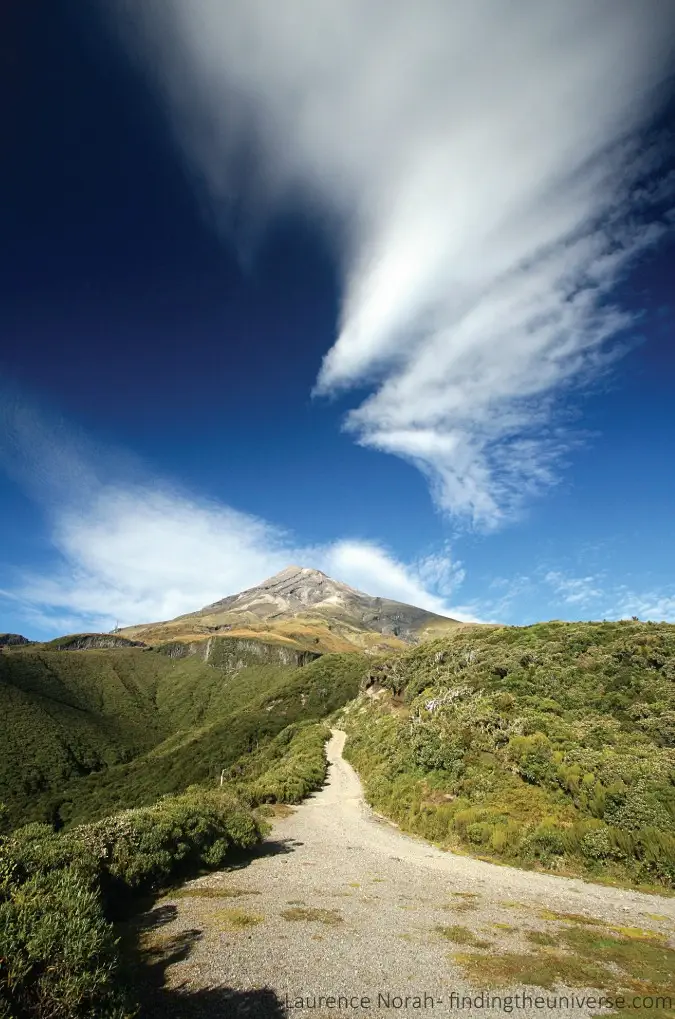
[119,565,463,653]
[0,568,462,829]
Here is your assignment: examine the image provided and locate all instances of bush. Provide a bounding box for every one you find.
[0,789,267,1018]
[246,723,330,804]
[0,865,129,1018]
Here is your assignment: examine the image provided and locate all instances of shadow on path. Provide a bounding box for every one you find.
[126,909,287,1018]
[120,841,298,1017]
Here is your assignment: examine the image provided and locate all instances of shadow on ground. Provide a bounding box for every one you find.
[120,841,298,1017]
[126,911,287,1017]
[226,837,298,870]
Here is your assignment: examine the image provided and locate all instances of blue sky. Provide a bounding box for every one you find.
[1,1,675,639]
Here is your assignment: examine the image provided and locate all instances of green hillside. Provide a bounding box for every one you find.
[341,620,675,891]
[4,618,675,892]
[0,641,366,829]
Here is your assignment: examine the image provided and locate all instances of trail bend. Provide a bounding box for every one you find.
[139,729,675,1018]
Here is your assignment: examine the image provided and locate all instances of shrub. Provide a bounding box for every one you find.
[466,822,493,845]
[66,789,267,898]
[0,865,129,1018]
[0,789,266,1018]
[579,827,617,861]
[246,723,330,804]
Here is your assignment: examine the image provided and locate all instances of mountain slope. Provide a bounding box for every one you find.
[120,565,462,652]
[342,619,675,890]
[0,639,366,829]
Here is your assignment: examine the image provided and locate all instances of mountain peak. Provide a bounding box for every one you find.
[194,566,454,640]
[265,565,330,583]
[121,568,461,652]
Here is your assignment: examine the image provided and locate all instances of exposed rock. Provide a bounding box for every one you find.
[194,565,455,641]
[155,635,320,671]
[48,634,147,651]
[0,634,32,647]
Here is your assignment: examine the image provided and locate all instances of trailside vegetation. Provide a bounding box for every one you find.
[0,789,267,1019]
[341,620,675,891]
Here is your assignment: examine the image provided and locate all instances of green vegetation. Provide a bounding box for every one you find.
[436,924,490,947]
[0,645,365,829]
[0,788,267,1018]
[234,721,332,804]
[452,919,675,1017]
[0,640,364,1017]
[342,621,675,890]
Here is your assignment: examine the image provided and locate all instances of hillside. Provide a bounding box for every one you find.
[3,615,675,892]
[0,637,366,829]
[341,619,675,890]
[0,633,32,646]
[118,565,463,652]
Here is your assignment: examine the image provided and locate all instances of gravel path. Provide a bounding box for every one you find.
[135,730,675,1018]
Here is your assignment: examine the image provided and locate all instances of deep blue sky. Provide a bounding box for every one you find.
[1,1,674,637]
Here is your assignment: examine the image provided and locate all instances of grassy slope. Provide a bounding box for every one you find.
[1,645,366,829]
[0,648,186,820]
[341,620,675,891]
[119,616,413,653]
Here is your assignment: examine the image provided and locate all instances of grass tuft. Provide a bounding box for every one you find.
[436,925,491,948]
[280,907,344,925]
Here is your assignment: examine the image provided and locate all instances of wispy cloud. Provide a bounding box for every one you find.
[110,0,675,526]
[543,570,675,621]
[544,570,605,607]
[0,397,473,635]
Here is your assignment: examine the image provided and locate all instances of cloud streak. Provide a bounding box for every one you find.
[0,397,472,635]
[110,0,675,526]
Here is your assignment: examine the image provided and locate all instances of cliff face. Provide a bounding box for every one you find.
[0,634,32,647]
[155,635,321,671]
[47,634,147,651]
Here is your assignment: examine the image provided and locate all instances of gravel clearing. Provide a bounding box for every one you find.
[134,730,675,1018]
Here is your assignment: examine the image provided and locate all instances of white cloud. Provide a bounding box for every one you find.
[110,0,675,526]
[0,400,471,634]
[318,539,475,620]
[544,570,605,607]
[604,588,675,623]
[544,570,675,621]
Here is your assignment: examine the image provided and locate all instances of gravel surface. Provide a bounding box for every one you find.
[135,730,675,1019]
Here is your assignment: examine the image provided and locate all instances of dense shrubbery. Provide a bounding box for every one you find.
[232,722,331,804]
[0,790,268,1019]
[343,621,675,890]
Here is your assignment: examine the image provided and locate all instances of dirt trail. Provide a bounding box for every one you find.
[137,730,675,1018]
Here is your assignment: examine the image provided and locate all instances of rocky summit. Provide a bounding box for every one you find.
[119,566,462,653]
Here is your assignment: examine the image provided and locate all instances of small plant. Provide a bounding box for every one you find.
[436,924,490,948]
[212,908,263,929]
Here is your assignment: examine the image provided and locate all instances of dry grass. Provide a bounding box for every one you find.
[171,886,261,900]
[211,908,263,930]
[436,925,491,949]
[280,907,344,926]
[444,900,478,914]
[450,915,675,1015]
